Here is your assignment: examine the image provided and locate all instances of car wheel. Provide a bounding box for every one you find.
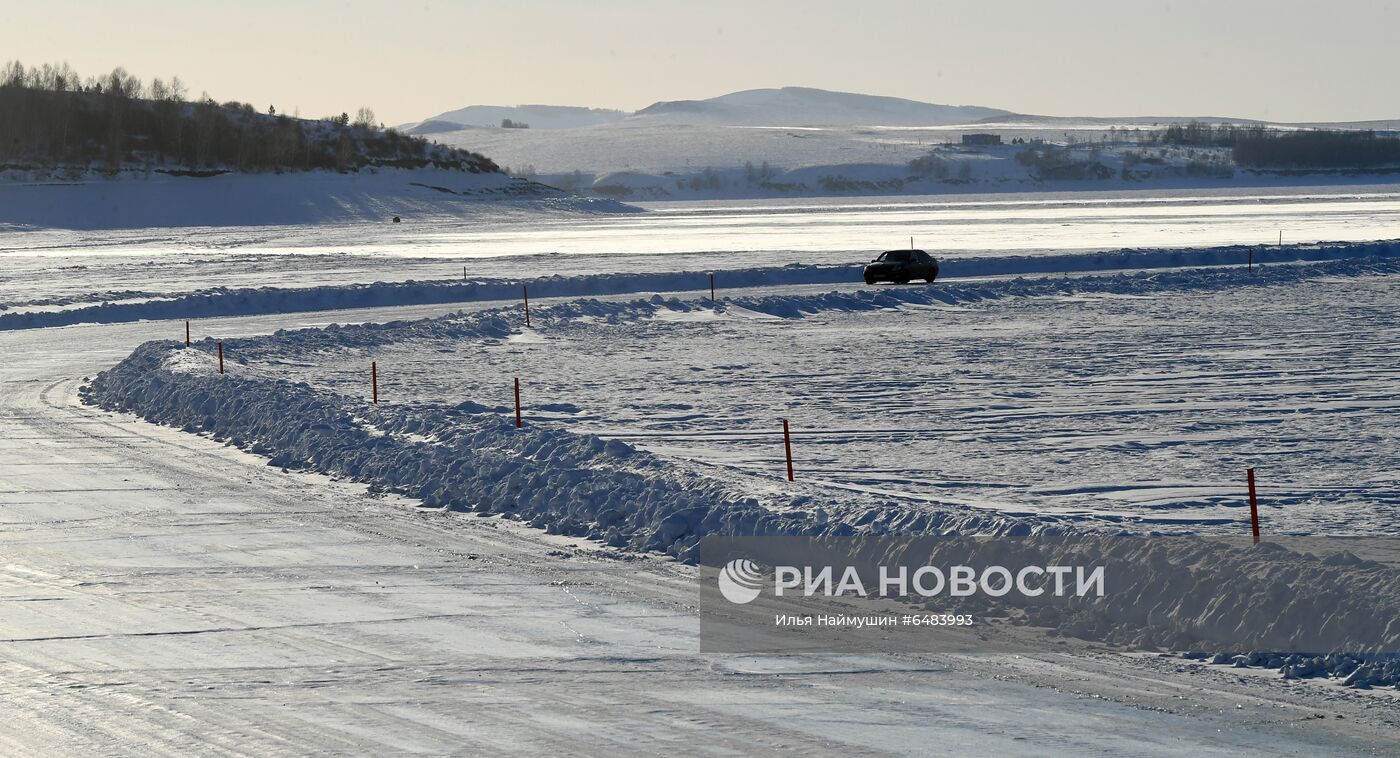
[864,276,876,285]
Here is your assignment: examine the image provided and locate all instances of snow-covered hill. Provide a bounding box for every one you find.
[632,86,1010,126]
[410,104,628,131]
[408,87,1009,133]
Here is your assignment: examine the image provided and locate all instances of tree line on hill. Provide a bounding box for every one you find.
[1153,121,1400,170]
[0,60,499,175]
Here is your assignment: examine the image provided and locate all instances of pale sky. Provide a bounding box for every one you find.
[6,0,1398,125]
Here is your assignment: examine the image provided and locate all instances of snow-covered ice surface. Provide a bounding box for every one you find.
[7,186,1400,754]
[5,184,1400,320]
[88,257,1400,538]
[5,239,1392,328]
[5,185,1400,264]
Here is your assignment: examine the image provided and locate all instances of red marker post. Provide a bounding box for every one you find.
[514,377,523,428]
[1246,468,1260,544]
[217,342,224,374]
[709,272,716,302]
[782,418,794,482]
[372,361,379,404]
[185,320,191,347]
[523,285,531,328]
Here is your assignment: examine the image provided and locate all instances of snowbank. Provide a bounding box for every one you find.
[4,239,1395,329]
[0,168,639,230]
[81,341,1029,565]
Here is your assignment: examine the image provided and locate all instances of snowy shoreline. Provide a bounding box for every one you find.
[0,167,641,230]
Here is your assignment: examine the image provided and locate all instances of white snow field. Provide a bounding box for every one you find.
[179,258,1394,537]
[0,167,636,230]
[3,187,1399,754]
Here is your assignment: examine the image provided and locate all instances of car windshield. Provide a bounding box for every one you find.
[878,251,911,262]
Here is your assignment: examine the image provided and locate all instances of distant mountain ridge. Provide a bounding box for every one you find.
[412,86,1400,134]
[633,87,1011,126]
[411,87,1012,131]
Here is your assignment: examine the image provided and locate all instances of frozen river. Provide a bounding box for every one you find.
[530,185,1400,261]
[3,183,1399,310]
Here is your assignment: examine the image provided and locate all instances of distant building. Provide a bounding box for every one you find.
[961,133,1002,146]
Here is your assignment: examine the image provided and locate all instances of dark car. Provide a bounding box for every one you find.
[863,249,939,284]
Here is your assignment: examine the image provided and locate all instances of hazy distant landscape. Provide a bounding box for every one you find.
[405,87,1400,200]
[8,65,1400,214]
